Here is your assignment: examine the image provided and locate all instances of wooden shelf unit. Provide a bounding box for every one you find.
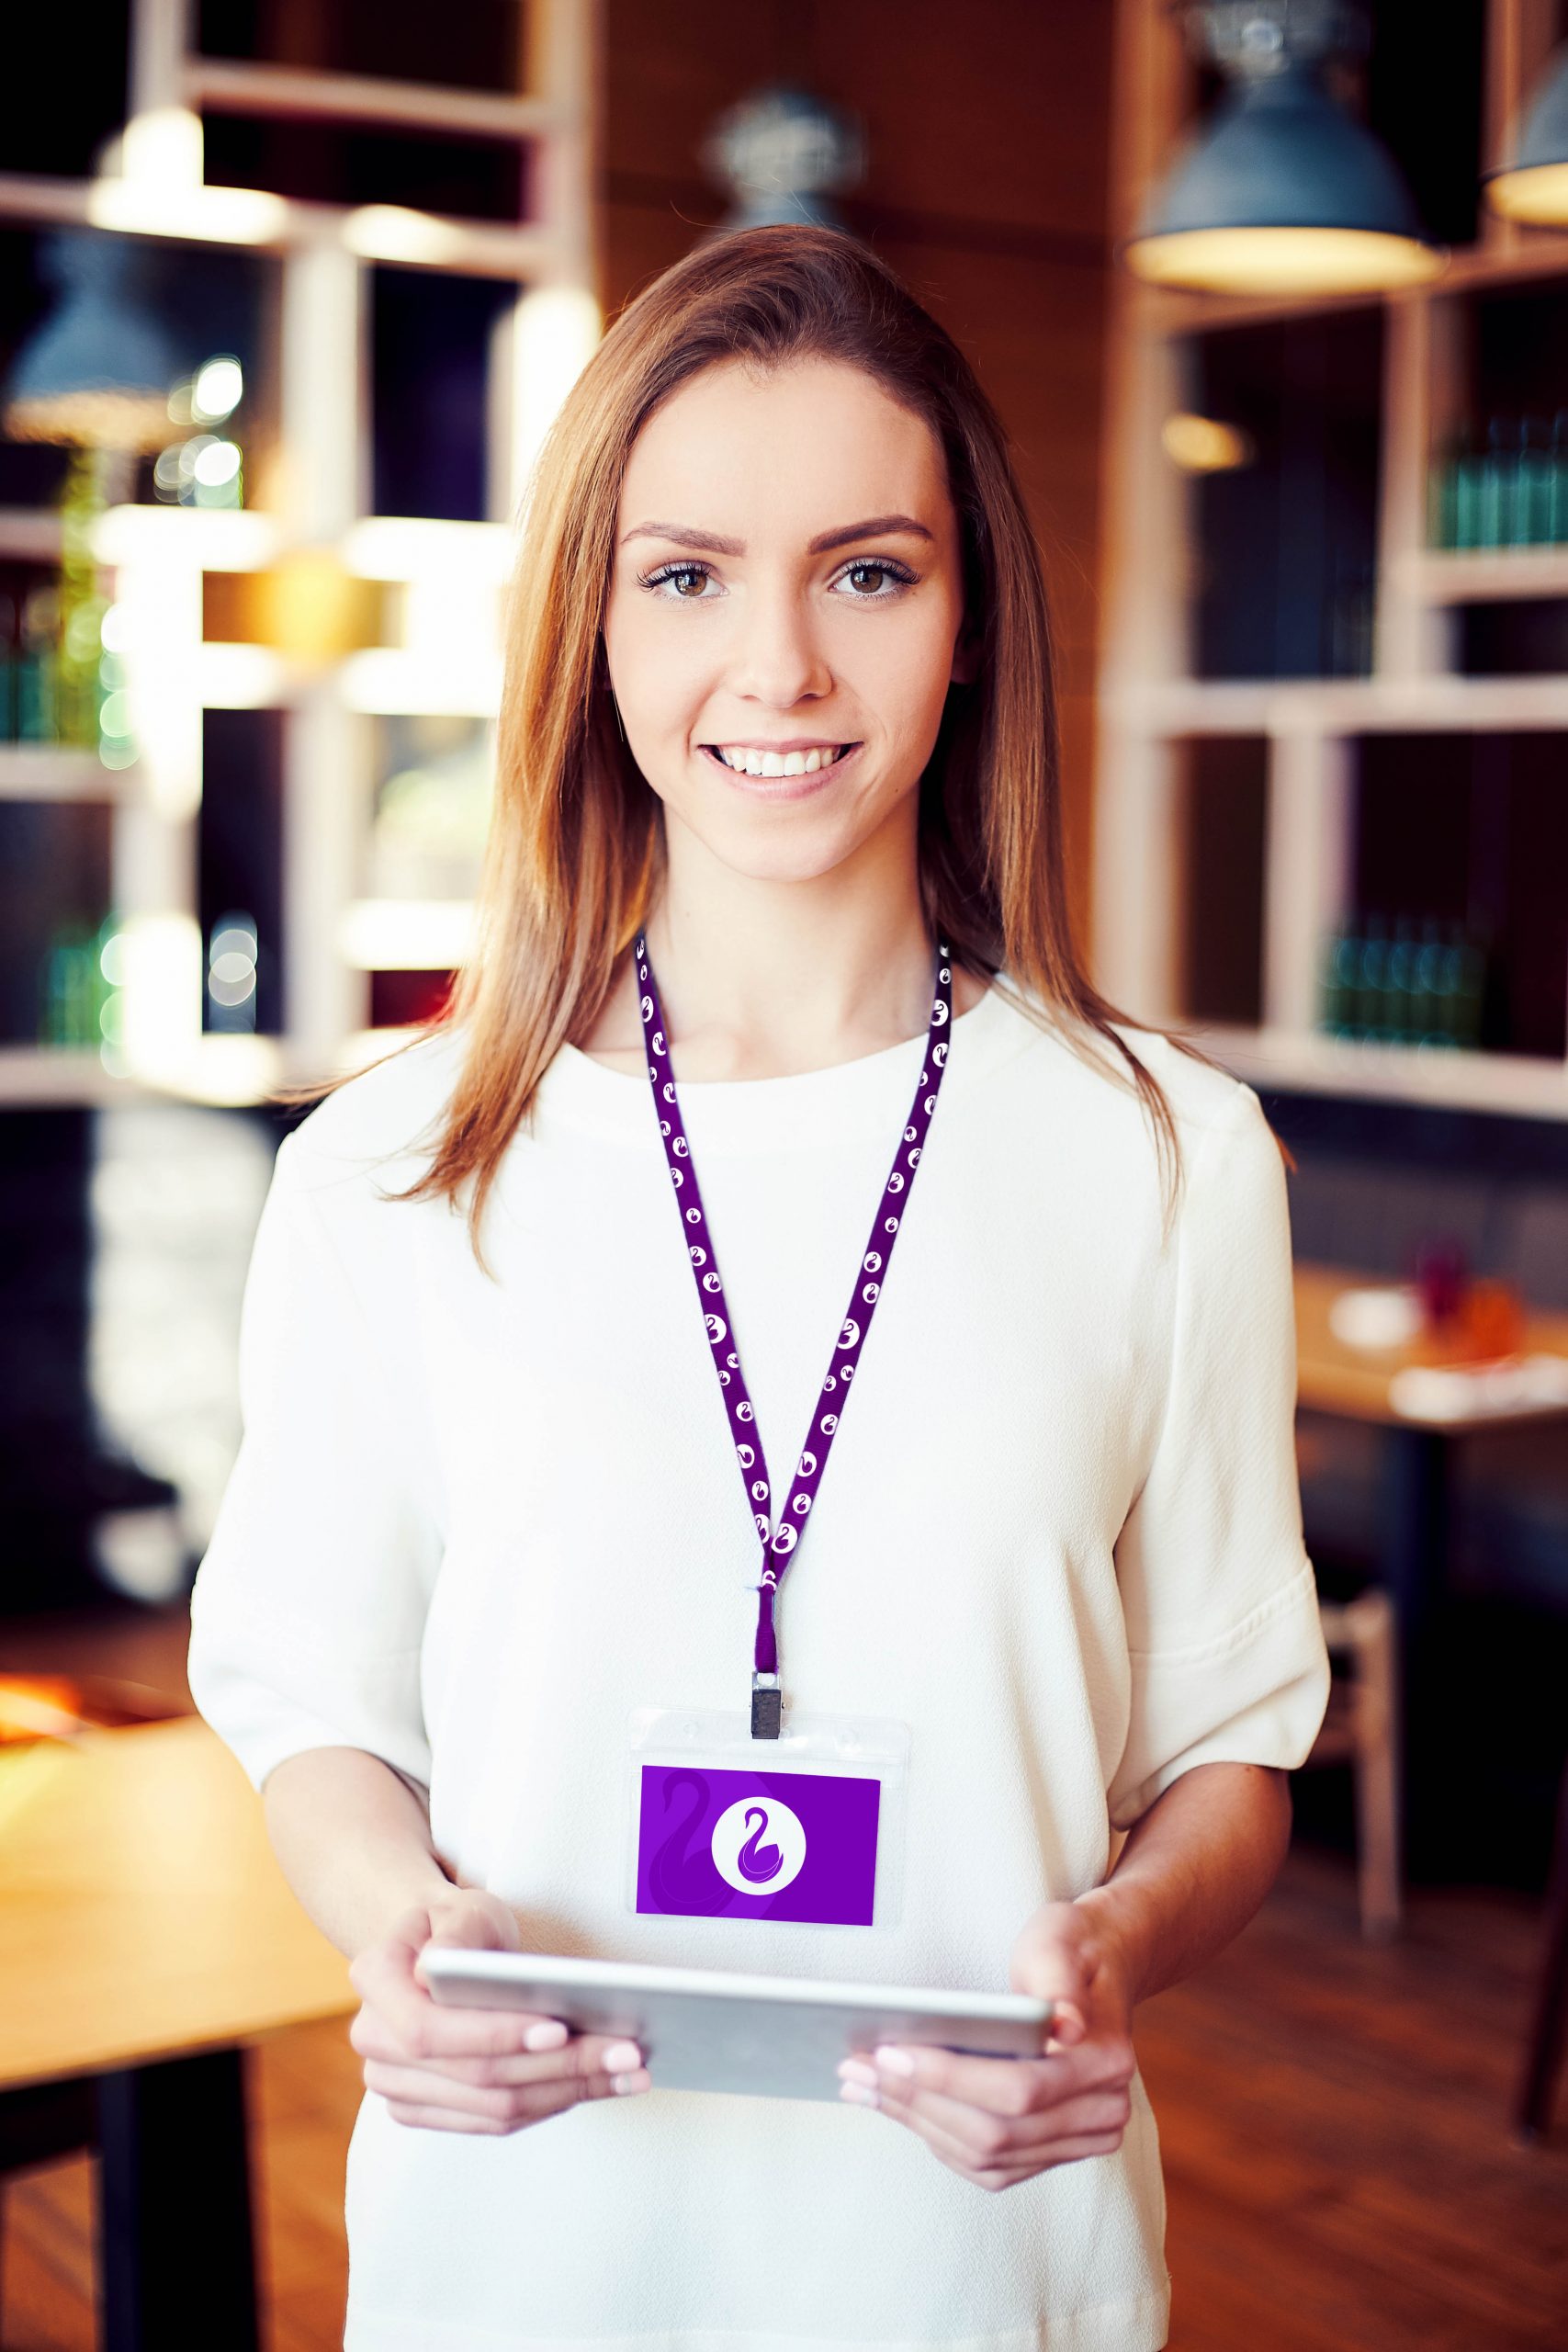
[0,0,598,1108]
[1098,0,1568,1122]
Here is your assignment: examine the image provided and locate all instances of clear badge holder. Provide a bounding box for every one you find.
[626,1704,909,1931]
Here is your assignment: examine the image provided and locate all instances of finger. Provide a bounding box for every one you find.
[852,2037,1125,2118]
[366,2058,652,2128]
[877,2077,1132,2164]
[355,1918,573,2064]
[354,2007,647,2094]
[860,2079,1128,2182]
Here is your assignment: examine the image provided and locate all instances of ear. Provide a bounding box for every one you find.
[949,628,981,685]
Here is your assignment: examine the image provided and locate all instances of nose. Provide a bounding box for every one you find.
[726,574,833,708]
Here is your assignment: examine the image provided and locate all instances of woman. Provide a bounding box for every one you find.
[187,224,1330,2350]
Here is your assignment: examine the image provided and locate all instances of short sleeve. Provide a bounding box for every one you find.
[1108,1083,1331,1830]
[186,1129,443,1798]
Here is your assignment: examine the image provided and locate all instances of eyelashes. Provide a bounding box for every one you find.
[634,556,920,605]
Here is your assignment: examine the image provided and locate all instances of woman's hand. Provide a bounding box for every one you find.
[835,1899,1135,2192]
[347,1883,651,2133]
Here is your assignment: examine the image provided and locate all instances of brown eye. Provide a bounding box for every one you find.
[671,567,706,596]
[847,564,889,594]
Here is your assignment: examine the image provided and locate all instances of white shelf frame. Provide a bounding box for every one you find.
[1097,0,1568,1124]
[0,0,601,1106]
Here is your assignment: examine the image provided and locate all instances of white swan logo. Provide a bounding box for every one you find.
[671,1167,684,1189]
[904,1125,917,1143]
[737,1442,755,1468]
[933,1042,947,1067]
[689,1245,706,1265]
[686,1206,702,1225]
[863,1250,882,1273]
[711,1796,807,1895]
[819,1411,839,1434]
[885,1215,899,1232]
[703,1272,721,1293]
[663,1081,677,1103]
[751,1479,770,1502]
[771,1523,798,1555]
[907,1146,920,1167]
[640,995,654,1023]
[705,1314,727,1345]
[652,1031,667,1055]
[840,1317,861,1349]
[738,1402,754,1422]
[931,1000,949,1025]
[887,1172,905,1193]
[862,1282,880,1303]
[673,1136,688,1158]
[797,1450,817,1477]
[792,1494,811,1515]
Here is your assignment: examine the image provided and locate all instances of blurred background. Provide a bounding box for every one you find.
[0,2,1566,2346]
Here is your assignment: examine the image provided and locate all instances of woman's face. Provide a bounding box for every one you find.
[602,356,975,886]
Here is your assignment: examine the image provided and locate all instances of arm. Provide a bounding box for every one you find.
[1074,1756,1292,2005]
[838,1760,1292,2191]
[263,1745,454,1962]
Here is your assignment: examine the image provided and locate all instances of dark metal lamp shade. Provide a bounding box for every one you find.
[1485,43,1568,223]
[4,230,184,450]
[1124,61,1446,296]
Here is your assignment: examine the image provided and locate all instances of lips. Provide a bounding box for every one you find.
[700,741,862,786]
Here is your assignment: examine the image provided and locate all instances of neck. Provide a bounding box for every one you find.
[640,808,938,1081]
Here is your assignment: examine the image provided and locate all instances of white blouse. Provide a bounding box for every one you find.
[186,974,1330,2352]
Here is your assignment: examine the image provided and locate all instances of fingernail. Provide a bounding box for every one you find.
[837,2057,877,2087]
[602,2040,642,2072]
[840,2080,880,2108]
[612,2069,650,2096]
[874,2044,917,2076]
[524,2021,568,2052]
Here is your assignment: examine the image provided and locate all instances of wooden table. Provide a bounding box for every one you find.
[0,1715,355,2350]
[1292,1261,1568,1852]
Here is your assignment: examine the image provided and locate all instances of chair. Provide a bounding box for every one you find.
[1303,1588,1403,1940]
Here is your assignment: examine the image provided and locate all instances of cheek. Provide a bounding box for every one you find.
[604,598,713,736]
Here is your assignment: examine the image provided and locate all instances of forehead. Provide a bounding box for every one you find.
[619,357,950,536]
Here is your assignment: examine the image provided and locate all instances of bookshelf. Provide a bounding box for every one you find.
[1099,0,1568,1123]
[0,0,598,1108]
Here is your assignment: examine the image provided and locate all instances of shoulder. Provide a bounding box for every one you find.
[1100,1018,1266,1148]
[283,1024,469,1200]
[991,981,1263,1145]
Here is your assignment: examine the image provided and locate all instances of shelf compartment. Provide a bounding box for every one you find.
[1172,735,1269,1030]
[1182,307,1383,682]
[1348,732,1568,1062]
[0,800,114,1049]
[199,707,286,1037]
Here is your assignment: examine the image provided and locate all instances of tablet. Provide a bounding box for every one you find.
[417,1947,1055,2102]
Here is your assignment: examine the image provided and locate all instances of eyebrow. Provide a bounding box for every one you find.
[619,513,936,557]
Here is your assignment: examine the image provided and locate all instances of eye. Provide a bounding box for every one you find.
[831,558,919,601]
[637,560,718,601]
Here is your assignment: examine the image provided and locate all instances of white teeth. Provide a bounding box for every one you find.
[712,743,846,775]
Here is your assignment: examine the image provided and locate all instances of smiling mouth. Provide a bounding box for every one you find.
[699,742,861,780]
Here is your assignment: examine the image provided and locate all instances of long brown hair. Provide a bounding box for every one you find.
[276,223,1233,1277]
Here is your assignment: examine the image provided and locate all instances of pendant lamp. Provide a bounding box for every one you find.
[1124,1,1446,297]
[1484,44,1568,223]
[4,229,183,450]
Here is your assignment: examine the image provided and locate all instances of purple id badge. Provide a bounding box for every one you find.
[626,1707,910,1930]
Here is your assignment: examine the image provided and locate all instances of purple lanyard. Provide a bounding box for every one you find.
[634,930,955,1737]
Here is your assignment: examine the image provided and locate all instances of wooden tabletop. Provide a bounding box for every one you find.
[1294,1261,1568,1431]
[0,1714,354,2093]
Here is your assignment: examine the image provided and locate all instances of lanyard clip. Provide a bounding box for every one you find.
[750,1671,782,1741]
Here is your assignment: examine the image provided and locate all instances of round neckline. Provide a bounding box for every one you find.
[534,974,1028,1152]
